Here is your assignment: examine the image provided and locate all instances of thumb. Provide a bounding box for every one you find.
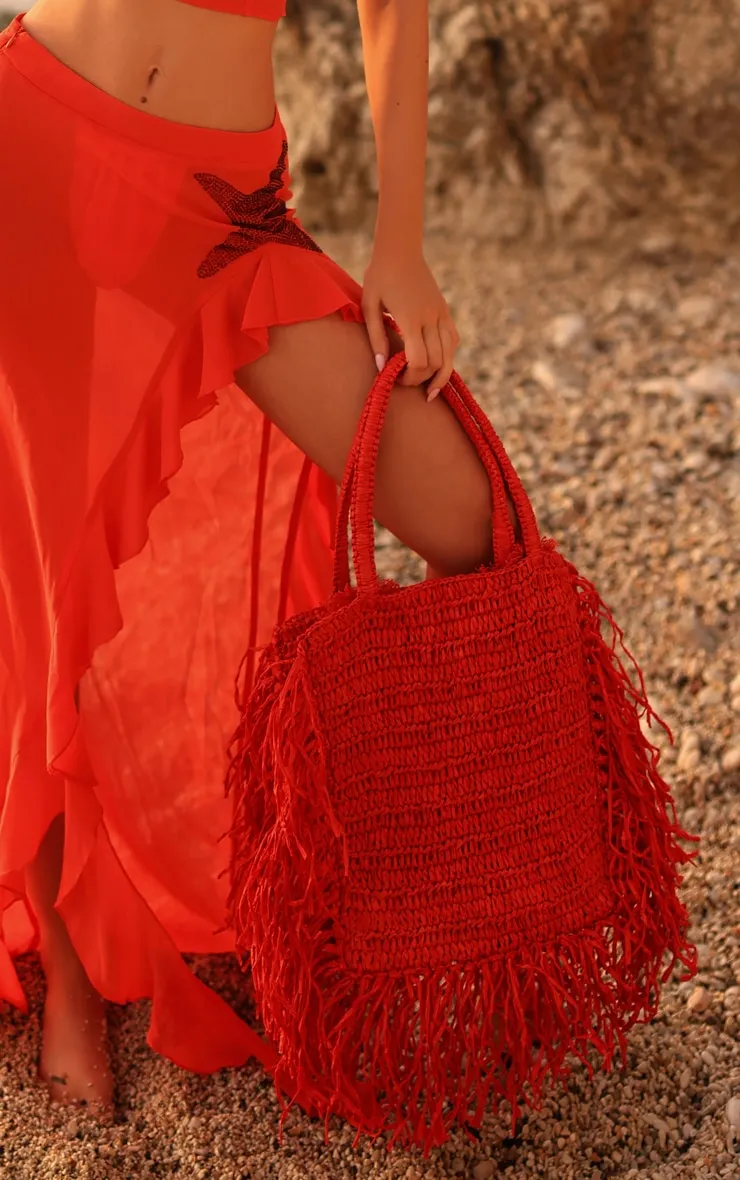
[362,296,390,372]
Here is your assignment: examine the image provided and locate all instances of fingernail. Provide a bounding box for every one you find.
[375,353,386,373]
[427,387,440,402]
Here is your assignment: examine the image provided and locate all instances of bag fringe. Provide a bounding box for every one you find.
[224,552,698,1155]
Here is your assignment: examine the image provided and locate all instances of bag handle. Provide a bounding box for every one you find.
[334,342,541,593]
[332,359,393,592]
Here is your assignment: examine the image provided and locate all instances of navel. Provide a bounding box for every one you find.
[140,66,161,106]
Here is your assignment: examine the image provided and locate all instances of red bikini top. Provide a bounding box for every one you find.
[176,0,286,19]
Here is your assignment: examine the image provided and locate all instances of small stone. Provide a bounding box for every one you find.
[624,287,661,314]
[680,612,721,655]
[593,444,616,471]
[721,746,740,773]
[730,672,740,697]
[686,986,712,1013]
[679,728,700,750]
[676,295,717,328]
[683,449,708,473]
[473,1162,496,1180]
[639,230,676,258]
[677,731,702,773]
[680,1067,692,1090]
[701,1049,717,1068]
[450,1158,466,1175]
[531,358,584,398]
[727,1096,740,1131]
[636,376,685,398]
[723,987,740,1011]
[406,1168,422,1180]
[696,684,725,708]
[679,295,717,328]
[682,1123,696,1140]
[685,364,740,398]
[644,1113,670,1148]
[546,312,588,350]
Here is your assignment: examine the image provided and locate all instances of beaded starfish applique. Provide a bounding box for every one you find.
[194,140,322,279]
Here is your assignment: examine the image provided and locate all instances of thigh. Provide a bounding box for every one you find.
[234,312,509,578]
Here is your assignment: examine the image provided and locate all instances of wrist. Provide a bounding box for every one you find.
[372,221,424,261]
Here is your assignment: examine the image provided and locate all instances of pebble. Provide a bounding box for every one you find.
[686,986,712,1013]
[677,730,702,773]
[696,684,725,708]
[680,611,721,655]
[723,986,740,1012]
[472,1162,496,1179]
[721,745,740,773]
[643,1112,670,1148]
[727,1097,740,1131]
[546,311,589,350]
[682,450,707,472]
[531,358,584,397]
[639,230,676,258]
[694,942,713,969]
[625,286,663,314]
[450,1158,466,1175]
[680,1067,692,1090]
[676,295,718,328]
[636,375,685,398]
[685,364,740,398]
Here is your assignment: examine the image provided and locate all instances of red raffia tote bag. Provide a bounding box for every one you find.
[223,349,698,1154]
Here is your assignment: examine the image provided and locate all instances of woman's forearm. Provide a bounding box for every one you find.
[357,0,429,256]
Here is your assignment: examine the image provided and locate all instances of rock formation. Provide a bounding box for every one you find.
[276,0,740,240]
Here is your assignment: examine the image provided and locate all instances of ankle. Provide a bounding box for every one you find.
[38,920,91,986]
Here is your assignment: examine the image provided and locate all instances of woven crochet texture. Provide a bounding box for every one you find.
[223,348,698,1155]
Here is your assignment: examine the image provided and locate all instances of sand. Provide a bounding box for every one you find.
[1,218,738,1179]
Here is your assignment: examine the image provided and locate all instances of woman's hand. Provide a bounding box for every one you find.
[361,243,460,401]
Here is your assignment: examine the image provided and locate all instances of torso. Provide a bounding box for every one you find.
[22,0,279,132]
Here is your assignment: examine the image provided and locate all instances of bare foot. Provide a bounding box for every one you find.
[37,929,115,1112]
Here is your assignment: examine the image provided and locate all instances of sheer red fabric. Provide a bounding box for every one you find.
[0,14,363,1075]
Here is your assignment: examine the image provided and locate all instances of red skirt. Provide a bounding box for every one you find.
[0,14,366,1076]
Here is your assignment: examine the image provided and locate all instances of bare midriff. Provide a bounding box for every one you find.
[22,0,279,133]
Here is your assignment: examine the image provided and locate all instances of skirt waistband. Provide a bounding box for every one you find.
[0,13,285,164]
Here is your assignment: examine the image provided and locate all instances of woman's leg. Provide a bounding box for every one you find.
[235,315,519,574]
[25,816,114,1110]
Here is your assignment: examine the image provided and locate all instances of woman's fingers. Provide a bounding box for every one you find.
[397,323,433,387]
[426,317,460,401]
[361,295,391,372]
[421,322,444,389]
[391,314,460,399]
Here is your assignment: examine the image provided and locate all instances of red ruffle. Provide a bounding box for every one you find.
[0,240,365,1075]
